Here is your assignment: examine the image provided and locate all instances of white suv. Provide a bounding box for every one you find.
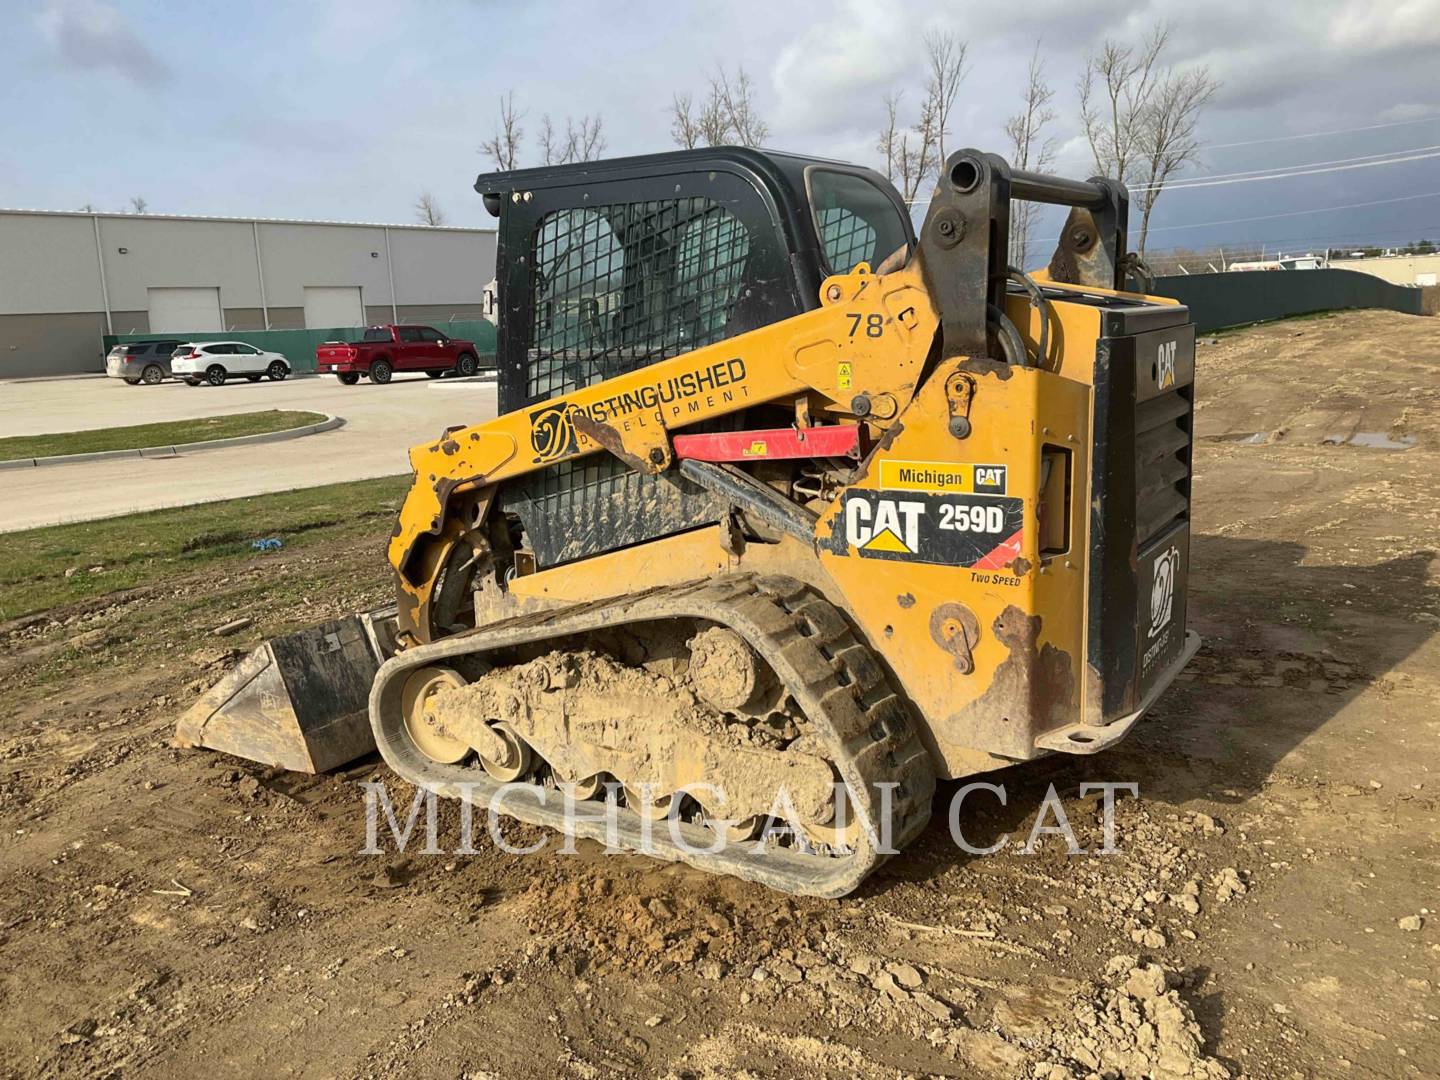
[173,342,291,386]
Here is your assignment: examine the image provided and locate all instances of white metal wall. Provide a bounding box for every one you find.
[101,217,260,312]
[258,223,394,311]
[0,213,105,315]
[1328,253,1440,285]
[0,210,497,320]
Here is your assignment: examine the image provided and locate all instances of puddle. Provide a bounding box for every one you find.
[1205,430,1417,450]
[1321,432,1417,450]
[1204,431,1274,445]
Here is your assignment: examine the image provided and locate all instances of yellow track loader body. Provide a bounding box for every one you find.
[183,146,1198,895]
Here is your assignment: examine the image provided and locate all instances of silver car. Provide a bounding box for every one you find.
[104,339,187,385]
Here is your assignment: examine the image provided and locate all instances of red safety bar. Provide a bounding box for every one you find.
[672,425,861,463]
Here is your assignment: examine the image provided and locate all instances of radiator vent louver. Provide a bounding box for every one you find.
[1134,387,1192,549]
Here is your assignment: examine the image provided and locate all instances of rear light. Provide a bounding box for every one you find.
[184,349,201,359]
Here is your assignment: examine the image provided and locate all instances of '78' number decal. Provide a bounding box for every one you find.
[846,313,884,338]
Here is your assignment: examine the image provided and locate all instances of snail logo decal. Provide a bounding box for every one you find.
[529,402,579,463]
[1149,544,1179,638]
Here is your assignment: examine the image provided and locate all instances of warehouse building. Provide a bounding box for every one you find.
[1327,251,1440,287]
[0,209,497,378]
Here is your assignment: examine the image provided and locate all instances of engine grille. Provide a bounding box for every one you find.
[1134,386,1192,549]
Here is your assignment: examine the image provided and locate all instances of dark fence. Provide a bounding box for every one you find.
[101,320,497,374]
[1142,269,1425,333]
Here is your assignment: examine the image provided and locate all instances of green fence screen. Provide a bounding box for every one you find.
[102,320,497,374]
[1142,269,1424,333]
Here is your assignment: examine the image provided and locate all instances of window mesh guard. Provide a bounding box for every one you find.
[511,196,754,567]
[817,207,877,275]
[528,198,752,403]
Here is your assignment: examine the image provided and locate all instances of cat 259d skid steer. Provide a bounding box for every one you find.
[177,146,1199,897]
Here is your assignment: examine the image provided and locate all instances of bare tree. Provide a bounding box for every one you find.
[922,30,968,168]
[538,114,562,165]
[669,65,768,148]
[1077,25,1168,185]
[713,66,768,147]
[876,91,941,203]
[480,90,524,171]
[539,113,607,164]
[565,115,606,161]
[129,195,148,214]
[671,92,701,149]
[876,92,902,181]
[875,32,965,204]
[698,87,730,146]
[1133,67,1218,254]
[1004,42,1057,266]
[78,202,97,212]
[414,191,447,226]
[484,93,606,169]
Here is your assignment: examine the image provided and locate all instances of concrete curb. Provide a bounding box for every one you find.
[0,414,346,471]
[427,371,498,389]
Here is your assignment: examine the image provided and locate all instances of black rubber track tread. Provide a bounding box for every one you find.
[369,574,936,897]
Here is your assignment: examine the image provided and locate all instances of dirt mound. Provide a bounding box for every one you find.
[1022,961,1230,1079]
[515,870,834,978]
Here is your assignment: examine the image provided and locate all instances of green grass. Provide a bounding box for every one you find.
[0,474,409,621]
[0,410,328,462]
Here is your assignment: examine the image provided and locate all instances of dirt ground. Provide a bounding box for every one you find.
[1,308,1437,1079]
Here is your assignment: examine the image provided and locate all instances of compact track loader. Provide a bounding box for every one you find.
[178,146,1199,896]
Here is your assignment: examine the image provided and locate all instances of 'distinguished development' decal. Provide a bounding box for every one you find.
[826,490,1024,568]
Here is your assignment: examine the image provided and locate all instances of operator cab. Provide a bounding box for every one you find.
[475,149,916,570]
[477,147,914,414]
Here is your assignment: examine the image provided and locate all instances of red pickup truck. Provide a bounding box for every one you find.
[316,325,481,384]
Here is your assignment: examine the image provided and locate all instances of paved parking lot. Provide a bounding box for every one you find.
[0,373,498,531]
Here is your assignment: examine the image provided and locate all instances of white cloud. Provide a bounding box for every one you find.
[1329,0,1440,51]
[770,0,919,136]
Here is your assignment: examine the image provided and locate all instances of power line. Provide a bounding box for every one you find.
[1206,114,1440,151]
[1130,147,1440,193]
[907,146,1440,205]
[1147,144,1440,190]
[1143,190,1440,233]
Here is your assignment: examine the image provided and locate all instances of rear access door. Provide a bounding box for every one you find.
[1085,305,1199,732]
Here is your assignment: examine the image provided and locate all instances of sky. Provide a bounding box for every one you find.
[4,0,1440,259]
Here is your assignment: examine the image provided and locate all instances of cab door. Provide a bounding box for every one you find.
[417,326,456,368]
[395,326,428,370]
[231,344,267,373]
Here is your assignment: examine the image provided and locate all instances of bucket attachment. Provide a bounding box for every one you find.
[175,609,397,773]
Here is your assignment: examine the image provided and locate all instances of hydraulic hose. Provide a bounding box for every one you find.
[986,304,1029,368]
[1007,266,1051,368]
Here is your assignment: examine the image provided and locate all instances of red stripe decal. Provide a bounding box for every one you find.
[673,425,860,462]
[971,528,1025,571]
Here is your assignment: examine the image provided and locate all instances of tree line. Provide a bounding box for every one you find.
[876,23,1216,261]
[431,29,1218,257]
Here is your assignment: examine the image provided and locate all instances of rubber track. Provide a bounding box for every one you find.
[368,574,936,897]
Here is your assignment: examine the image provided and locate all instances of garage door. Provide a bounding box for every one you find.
[148,287,223,333]
[303,286,365,329]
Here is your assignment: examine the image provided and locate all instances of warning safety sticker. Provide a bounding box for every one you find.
[827,490,1024,567]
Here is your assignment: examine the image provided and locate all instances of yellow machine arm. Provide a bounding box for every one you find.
[390,259,939,641]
